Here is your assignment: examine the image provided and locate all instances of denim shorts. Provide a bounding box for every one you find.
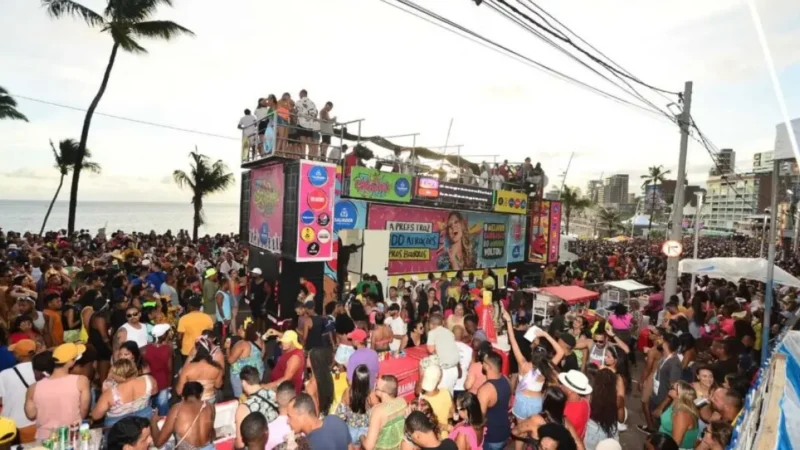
[512,393,543,419]
[348,426,368,446]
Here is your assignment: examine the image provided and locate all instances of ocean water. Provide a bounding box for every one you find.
[0,200,241,235]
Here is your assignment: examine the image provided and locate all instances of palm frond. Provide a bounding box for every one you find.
[0,107,29,122]
[41,0,104,27]
[131,20,194,40]
[109,26,148,54]
[106,0,173,22]
[173,170,194,190]
[80,161,102,174]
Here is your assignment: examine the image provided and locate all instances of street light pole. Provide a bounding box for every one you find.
[761,159,780,365]
[690,192,703,294]
[759,211,768,258]
[665,81,693,300]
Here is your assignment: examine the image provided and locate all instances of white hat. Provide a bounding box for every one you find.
[410,275,419,282]
[420,364,442,392]
[142,259,151,267]
[251,267,262,275]
[7,244,18,250]
[596,439,622,450]
[151,324,171,339]
[557,370,593,396]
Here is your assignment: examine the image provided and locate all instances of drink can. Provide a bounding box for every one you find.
[59,426,69,448]
[43,439,53,450]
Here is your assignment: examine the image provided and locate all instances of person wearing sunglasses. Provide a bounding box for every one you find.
[402,411,457,450]
[655,381,699,450]
[115,306,148,351]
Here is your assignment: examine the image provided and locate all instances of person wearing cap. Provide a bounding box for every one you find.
[201,269,219,322]
[558,369,592,439]
[345,328,379,389]
[0,340,37,442]
[25,343,91,439]
[420,364,452,439]
[263,330,305,393]
[248,267,270,333]
[143,324,173,415]
[177,296,214,363]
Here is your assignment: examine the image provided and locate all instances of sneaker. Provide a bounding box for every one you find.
[636,425,654,434]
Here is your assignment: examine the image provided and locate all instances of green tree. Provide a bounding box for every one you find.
[641,165,671,232]
[0,86,28,122]
[560,186,592,235]
[41,139,101,235]
[42,0,194,235]
[597,206,623,238]
[173,149,235,243]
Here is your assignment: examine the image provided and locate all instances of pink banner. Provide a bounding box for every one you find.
[248,164,284,253]
[296,161,336,262]
[548,201,562,263]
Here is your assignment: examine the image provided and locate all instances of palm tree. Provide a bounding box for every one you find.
[560,186,592,235]
[41,139,101,235]
[597,206,623,238]
[173,149,234,243]
[42,0,194,235]
[640,165,671,232]
[0,86,28,122]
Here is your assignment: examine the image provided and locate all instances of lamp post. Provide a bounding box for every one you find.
[759,208,770,258]
[690,192,703,294]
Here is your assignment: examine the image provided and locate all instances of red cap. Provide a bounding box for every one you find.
[347,329,368,343]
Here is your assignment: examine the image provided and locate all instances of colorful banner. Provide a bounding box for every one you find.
[296,161,336,262]
[334,198,368,232]
[348,167,412,203]
[494,190,528,214]
[248,164,284,253]
[368,204,512,274]
[528,200,551,264]
[506,214,526,263]
[548,201,562,263]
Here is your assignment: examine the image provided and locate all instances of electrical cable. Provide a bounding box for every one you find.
[379,0,675,121]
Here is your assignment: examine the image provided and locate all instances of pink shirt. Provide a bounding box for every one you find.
[467,362,487,395]
[608,313,632,330]
[33,375,83,439]
[449,423,482,450]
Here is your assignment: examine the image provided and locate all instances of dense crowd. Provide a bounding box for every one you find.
[0,227,797,450]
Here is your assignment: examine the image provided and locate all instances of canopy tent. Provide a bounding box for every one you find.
[605,235,631,242]
[604,279,652,292]
[541,285,599,305]
[679,257,800,288]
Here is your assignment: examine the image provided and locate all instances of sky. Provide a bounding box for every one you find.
[2,0,800,204]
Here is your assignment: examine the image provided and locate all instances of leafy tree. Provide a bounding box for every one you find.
[641,165,671,232]
[41,139,101,235]
[560,186,592,235]
[173,149,234,243]
[0,86,28,122]
[42,0,194,234]
[597,206,623,238]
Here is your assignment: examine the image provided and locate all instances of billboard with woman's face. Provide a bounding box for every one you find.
[367,204,514,274]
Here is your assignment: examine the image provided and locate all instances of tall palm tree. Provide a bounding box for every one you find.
[640,165,671,232]
[560,186,592,235]
[173,149,234,243]
[0,86,28,122]
[42,0,194,235]
[597,206,623,238]
[41,139,101,235]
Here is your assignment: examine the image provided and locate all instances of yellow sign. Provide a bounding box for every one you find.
[301,227,316,243]
[493,190,528,214]
[389,248,430,261]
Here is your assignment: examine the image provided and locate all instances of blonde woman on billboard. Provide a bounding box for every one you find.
[438,212,476,270]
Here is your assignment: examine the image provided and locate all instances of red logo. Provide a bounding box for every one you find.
[307,189,328,211]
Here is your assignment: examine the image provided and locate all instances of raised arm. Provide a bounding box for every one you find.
[501,309,527,369]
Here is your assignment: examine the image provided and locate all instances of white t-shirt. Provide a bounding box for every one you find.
[295,97,319,130]
[491,174,504,190]
[384,316,407,352]
[238,114,257,138]
[479,171,490,188]
[0,362,35,427]
[427,326,460,367]
[453,341,473,391]
[266,415,291,450]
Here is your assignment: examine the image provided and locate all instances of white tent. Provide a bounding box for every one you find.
[605,279,652,292]
[679,257,800,288]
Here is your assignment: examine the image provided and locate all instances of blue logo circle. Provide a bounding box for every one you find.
[308,166,328,187]
[394,178,410,198]
[334,200,358,231]
[259,223,269,245]
[512,245,521,258]
[301,210,315,225]
[520,200,527,209]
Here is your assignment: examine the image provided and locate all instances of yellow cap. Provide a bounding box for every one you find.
[0,417,17,444]
[279,331,303,350]
[53,343,86,364]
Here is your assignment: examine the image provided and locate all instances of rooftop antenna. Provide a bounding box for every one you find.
[558,152,575,196]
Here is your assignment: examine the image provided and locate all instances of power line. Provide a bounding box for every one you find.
[492,0,682,97]
[14,94,239,141]
[380,0,675,121]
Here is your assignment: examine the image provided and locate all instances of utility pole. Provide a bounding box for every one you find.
[665,81,693,300]
[690,191,703,294]
[762,158,780,365]
[558,152,574,196]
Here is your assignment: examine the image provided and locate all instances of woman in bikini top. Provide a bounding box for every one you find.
[151,381,216,450]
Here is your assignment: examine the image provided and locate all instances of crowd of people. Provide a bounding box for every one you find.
[0,226,797,450]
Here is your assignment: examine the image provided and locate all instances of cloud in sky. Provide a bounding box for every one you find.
[0,0,798,204]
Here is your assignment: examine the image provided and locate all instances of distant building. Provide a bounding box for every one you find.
[586,180,603,203]
[709,148,736,175]
[627,193,636,204]
[753,151,774,173]
[704,172,771,231]
[545,187,560,200]
[600,174,629,205]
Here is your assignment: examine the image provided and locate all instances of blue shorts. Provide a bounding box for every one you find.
[276,116,288,126]
[348,426,368,446]
[512,393,543,419]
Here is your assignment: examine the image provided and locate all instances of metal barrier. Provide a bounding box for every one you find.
[240,111,348,165]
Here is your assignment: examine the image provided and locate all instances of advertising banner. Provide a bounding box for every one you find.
[506,214,527,263]
[296,161,336,262]
[413,178,493,208]
[528,200,551,264]
[248,164,284,253]
[415,177,440,199]
[334,198,368,232]
[494,190,528,214]
[348,167,412,203]
[368,204,511,274]
[548,201,562,263]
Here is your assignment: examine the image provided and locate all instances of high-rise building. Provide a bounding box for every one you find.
[545,187,560,200]
[601,174,629,205]
[704,172,771,230]
[586,180,603,203]
[709,149,736,175]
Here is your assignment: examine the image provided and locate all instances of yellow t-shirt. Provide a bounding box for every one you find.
[177,311,214,356]
[330,373,349,413]
[423,389,452,439]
